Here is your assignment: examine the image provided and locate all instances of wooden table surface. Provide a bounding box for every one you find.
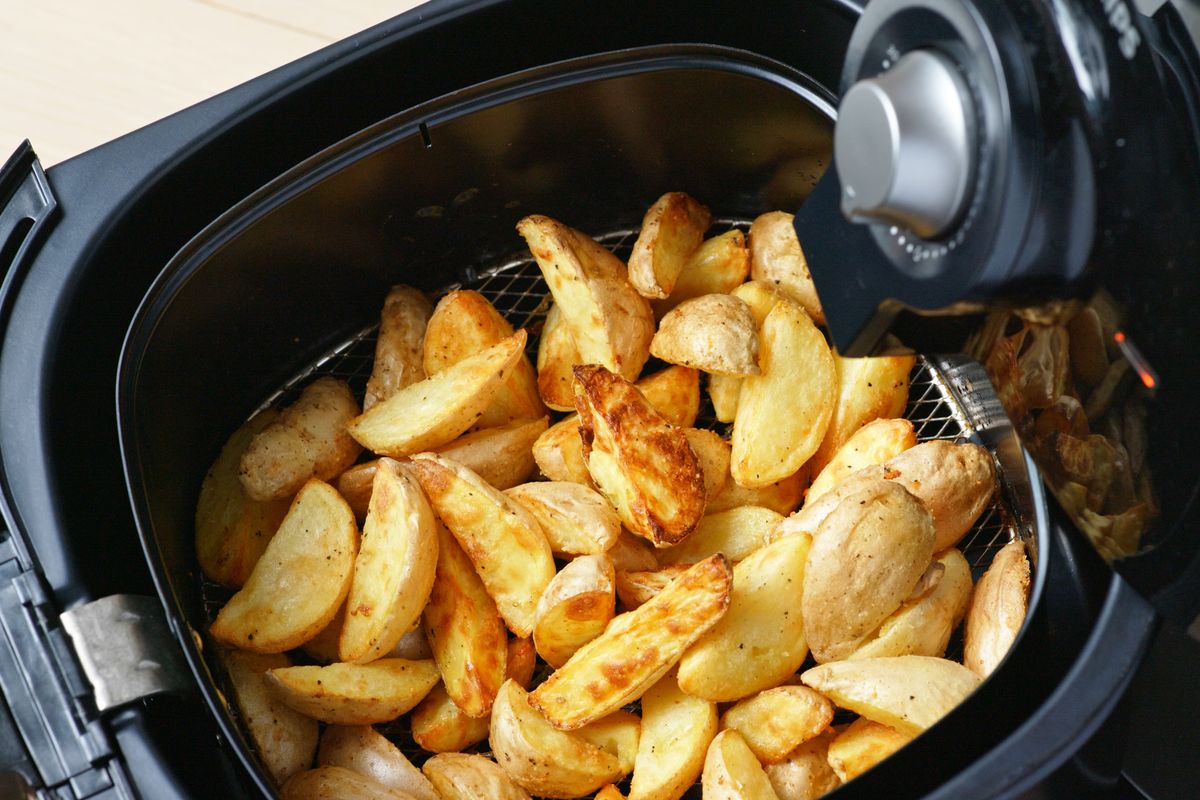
[2,1,425,167]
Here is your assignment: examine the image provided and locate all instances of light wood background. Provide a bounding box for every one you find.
[2,1,426,167]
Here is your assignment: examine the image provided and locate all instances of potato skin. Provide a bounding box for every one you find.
[364,285,433,410]
[763,732,841,800]
[964,540,1030,677]
[317,725,439,800]
[650,294,760,376]
[280,766,413,800]
[422,753,532,800]
[221,650,317,788]
[748,211,823,325]
[628,192,712,299]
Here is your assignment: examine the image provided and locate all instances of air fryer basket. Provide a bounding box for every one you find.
[118,47,1054,797]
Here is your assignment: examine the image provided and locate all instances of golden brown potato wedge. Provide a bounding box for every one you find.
[239,377,363,501]
[433,416,548,490]
[629,674,718,800]
[636,365,702,427]
[529,555,732,730]
[683,428,731,504]
[596,786,627,800]
[196,408,291,587]
[532,415,593,485]
[658,506,783,566]
[339,459,438,663]
[347,330,527,457]
[266,659,439,726]
[731,301,835,488]
[628,192,712,299]
[518,215,653,381]
[574,364,705,547]
[537,303,584,411]
[708,374,743,424]
[731,280,786,327]
[720,686,833,764]
[363,285,433,411]
[825,718,913,784]
[707,466,809,516]
[677,533,811,702]
[211,480,357,653]
[409,453,555,637]
[280,766,414,800]
[653,229,751,317]
[615,566,690,611]
[650,295,760,376]
[422,753,532,800]
[800,656,982,736]
[575,710,640,776]
[533,554,616,667]
[701,729,781,800]
[608,530,660,573]
[763,733,841,800]
[317,726,439,800]
[506,481,622,557]
[964,539,1030,677]
[748,211,823,324]
[805,418,916,507]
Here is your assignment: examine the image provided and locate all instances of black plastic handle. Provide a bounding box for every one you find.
[0,142,57,329]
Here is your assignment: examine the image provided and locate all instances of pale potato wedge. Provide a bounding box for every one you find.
[683,428,731,504]
[409,453,555,637]
[240,377,363,501]
[701,729,780,800]
[430,416,547,491]
[653,229,751,317]
[518,215,654,381]
[529,555,732,730]
[317,726,439,800]
[266,659,439,725]
[575,710,640,776]
[677,534,811,702]
[658,506,783,566]
[490,680,624,798]
[506,481,622,557]
[423,519,507,718]
[532,414,594,485]
[628,192,712,299]
[629,674,717,800]
[196,408,291,588]
[748,211,823,325]
[347,330,527,457]
[211,480,357,653]
[720,686,833,764]
[708,374,743,424]
[615,566,690,611]
[707,465,809,516]
[533,554,616,667]
[608,530,659,572]
[220,650,318,787]
[280,766,415,800]
[805,418,916,507]
[800,656,982,736]
[825,718,913,783]
[422,753,532,800]
[538,303,584,411]
[339,459,438,663]
[650,295,760,376]
[575,364,705,547]
[763,733,841,800]
[363,285,433,411]
[802,481,934,663]
[964,539,1030,677]
[731,301,835,488]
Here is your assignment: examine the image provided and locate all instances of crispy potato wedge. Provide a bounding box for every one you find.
[608,530,660,572]
[538,303,584,411]
[628,192,712,299]
[280,766,414,800]
[707,466,808,516]
[575,710,640,776]
[267,659,438,726]
[317,726,439,800]
[800,656,982,736]
[240,377,363,501]
[709,374,743,424]
[650,295,760,376]
[423,519,507,718]
[731,301,835,488]
[677,534,811,702]
[802,481,934,663]
[825,718,913,783]
[339,459,438,663]
[964,540,1030,677]
[506,481,622,557]
[629,674,717,800]
[683,428,731,504]
[805,418,916,507]
[490,679,624,798]
[720,686,833,764]
[220,650,318,787]
[347,330,527,457]
[196,408,291,587]
[701,729,781,800]
[653,229,751,317]
[433,416,548,490]
[422,753,532,800]
[409,453,555,636]
[658,506,783,566]
[575,364,705,546]
[211,480,356,653]
[615,566,690,611]
[363,285,433,410]
[518,215,653,381]
[748,211,823,325]
[763,732,841,800]
[534,554,616,667]
[529,555,732,730]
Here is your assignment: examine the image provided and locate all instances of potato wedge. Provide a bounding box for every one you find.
[748,211,823,325]
[490,680,624,798]
[658,506,783,566]
[302,602,348,664]
[615,566,690,611]
[347,330,527,457]
[731,301,835,488]
[731,280,787,327]
[529,555,732,730]
[433,416,548,490]
[363,285,433,410]
[317,726,439,800]
[650,295,760,376]
[423,519,507,718]
[518,215,653,381]
[683,428,731,504]
[538,303,584,411]
[506,482,622,557]
[339,459,438,663]
[701,729,781,800]
[636,365,702,427]
[825,718,913,783]
[533,415,594,485]
[596,786,627,800]
[801,481,934,663]
[267,658,438,725]
[653,228,751,317]
[964,540,1030,677]
[422,753,532,800]
[240,377,363,501]
[575,710,640,776]
[220,650,318,787]
[763,733,841,800]
[805,418,916,507]
[280,766,414,800]
[409,453,555,636]
[211,480,357,653]
[196,408,291,587]
[575,364,705,546]
[629,674,717,800]
[628,192,712,299]
[707,466,808,516]
[389,625,433,660]
[534,554,616,667]
[800,656,982,736]
[608,530,659,572]
[709,374,743,423]
[677,533,811,702]
[720,686,833,764]
[336,461,379,522]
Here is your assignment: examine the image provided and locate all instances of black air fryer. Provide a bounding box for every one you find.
[2,1,1199,798]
